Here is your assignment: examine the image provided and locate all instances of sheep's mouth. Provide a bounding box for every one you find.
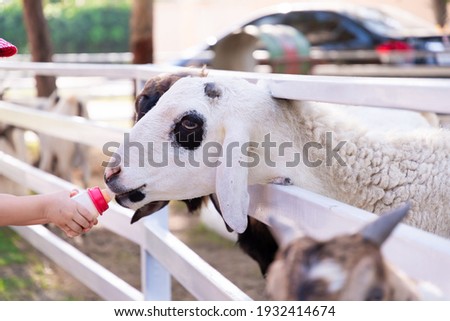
[114,184,147,206]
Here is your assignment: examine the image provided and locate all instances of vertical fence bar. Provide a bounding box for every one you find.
[135,76,147,96]
[140,207,171,300]
[135,72,172,300]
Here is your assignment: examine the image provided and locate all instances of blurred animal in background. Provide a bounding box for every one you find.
[37,91,91,187]
[0,86,28,195]
[0,123,28,195]
[266,204,443,300]
[1,84,91,191]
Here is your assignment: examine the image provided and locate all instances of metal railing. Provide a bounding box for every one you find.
[0,61,449,300]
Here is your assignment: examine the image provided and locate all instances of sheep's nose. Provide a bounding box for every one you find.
[104,165,121,183]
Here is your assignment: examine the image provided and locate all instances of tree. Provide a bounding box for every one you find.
[22,0,57,97]
[432,0,448,28]
[130,0,154,65]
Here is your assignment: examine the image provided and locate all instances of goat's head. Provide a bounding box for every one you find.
[266,203,412,300]
[104,75,278,232]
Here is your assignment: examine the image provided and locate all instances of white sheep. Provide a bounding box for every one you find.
[0,85,29,194]
[38,93,91,187]
[104,76,450,238]
[266,204,443,300]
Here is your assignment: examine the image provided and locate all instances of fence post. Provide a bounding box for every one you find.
[141,206,171,300]
[135,73,171,301]
[135,76,147,97]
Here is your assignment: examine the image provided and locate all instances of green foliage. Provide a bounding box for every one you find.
[0,227,81,300]
[0,227,27,266]
[0,227,30,300]
[48,4,131,53]
[0,1,131,53]
[0,2,28,53]
[0,277,33,300]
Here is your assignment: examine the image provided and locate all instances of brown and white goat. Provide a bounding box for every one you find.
[266,204,443,300]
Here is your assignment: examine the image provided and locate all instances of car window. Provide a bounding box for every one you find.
[245,10,375,50]
[347,7,438,37]
[248,13,284,26]
[283,11,368,47]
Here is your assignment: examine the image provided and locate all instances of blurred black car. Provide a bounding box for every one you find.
[174,3,450,73]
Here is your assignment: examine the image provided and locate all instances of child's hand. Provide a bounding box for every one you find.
[44,190,98,238]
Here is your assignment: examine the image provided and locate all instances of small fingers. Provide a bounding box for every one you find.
[67,221,83,235]
[75,205,97,226]
[83,218,98,232]
[69,189,80,197]
[73,210,92,229]
[63,226,78,238]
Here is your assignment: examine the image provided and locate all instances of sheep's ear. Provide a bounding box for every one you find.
[268,215,306,248]
[209,193,234,232]
[360,202,411,246]
[215,123,250,233]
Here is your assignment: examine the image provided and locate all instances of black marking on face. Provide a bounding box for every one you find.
[204,82,221,99]
[136,94,160,122]
[128,190,146,203]
[172,111,205,150]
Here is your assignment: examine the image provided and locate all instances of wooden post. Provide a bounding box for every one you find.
[130,0,154,97]
[22,0,57,97]
[130,0,154,65]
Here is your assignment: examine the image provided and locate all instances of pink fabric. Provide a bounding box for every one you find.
[0,38,18,57]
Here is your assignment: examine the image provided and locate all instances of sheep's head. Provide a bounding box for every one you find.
[104,75,277,233]
[266,204,411,300]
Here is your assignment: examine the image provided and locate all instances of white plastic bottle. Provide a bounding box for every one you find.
[72,186,111,217]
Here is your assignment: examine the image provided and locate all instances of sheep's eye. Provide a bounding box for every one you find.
[365,287,384,301]
[173,112,204,150]
[181,119,198,130]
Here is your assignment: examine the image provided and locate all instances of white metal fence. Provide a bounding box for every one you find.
[0,61,449,300]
